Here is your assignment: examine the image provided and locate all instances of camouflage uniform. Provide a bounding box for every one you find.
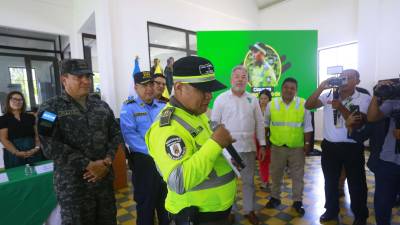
[38,93,123,225]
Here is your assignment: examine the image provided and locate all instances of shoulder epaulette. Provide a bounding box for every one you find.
[159,107,175,127]
[158,96,169,103]
[123,98,135,105]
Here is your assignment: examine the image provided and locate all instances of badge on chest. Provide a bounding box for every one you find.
[134,112,148,117]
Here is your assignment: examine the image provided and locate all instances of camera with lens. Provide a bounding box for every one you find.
[326,66,348,88]
[373,78,400,100]
[327,77,348,88]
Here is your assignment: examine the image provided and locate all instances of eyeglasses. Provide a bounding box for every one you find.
[154,81,166,86]
[11,97,23,102]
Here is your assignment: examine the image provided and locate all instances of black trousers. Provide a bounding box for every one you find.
[129,152,169,225]
[321,139,369,219]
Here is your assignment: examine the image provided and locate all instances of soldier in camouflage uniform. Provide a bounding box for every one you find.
[37,59,122,225]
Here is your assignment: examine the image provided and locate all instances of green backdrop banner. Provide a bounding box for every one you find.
[197,30,318,107]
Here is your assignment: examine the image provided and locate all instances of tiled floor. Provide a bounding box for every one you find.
[115,155,400,225]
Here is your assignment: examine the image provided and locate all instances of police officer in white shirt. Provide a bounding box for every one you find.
[305,69,371,225]
[211,65,266,225]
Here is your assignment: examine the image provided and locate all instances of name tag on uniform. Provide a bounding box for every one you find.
[58,109,80,117]
[134,112,147,117]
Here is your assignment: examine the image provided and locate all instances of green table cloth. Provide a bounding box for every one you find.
[0,161,56,225]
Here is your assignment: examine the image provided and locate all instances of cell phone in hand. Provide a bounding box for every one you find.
[349,105,360,115]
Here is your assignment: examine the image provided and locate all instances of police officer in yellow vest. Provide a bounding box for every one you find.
[145,56,237,225]
[264,77,313,215]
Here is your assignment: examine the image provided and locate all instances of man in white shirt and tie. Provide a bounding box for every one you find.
[211,65,266,225]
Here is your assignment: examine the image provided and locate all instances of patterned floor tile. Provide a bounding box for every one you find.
[115,154,400,225]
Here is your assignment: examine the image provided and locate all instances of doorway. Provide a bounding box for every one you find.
[0,53,60,112]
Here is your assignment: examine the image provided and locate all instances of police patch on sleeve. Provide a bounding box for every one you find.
[165,136,186,160]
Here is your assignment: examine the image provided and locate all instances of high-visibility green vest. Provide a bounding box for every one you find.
[269,97,305,148]
[145,103,237,214]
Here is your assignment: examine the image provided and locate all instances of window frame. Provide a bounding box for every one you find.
[317,41,358,84]
[147,22,197,67]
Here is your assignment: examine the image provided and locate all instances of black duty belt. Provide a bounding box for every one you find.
[171,207,231,223]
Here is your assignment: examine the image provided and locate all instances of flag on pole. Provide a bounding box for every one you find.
[133,56,141,75]
[154,63,163,74]
[128,56,141,97]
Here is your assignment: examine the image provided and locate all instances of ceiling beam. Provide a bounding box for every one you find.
[258,0,287,10]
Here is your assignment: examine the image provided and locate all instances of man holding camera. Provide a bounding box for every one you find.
[305,69,370,225]
[359,80,400,225]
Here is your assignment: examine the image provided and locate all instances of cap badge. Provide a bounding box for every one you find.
[199,63,214,75]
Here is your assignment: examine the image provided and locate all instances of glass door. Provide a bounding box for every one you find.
[28,57,60,107]
[0,54,60,112]
[0,55,29,113]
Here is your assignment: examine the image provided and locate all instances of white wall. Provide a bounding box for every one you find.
[0,0,72,35]
[258,0,400,140]
[3,0,398,122]
[70,0,99,59]
[0,0,259,114]
[72,0,260,113]
[375,0,400,79]
[111,0,260,113]
[258,0,400,89]
[257,0,358,48]
[358,0,400,91]
[257,0,359,140]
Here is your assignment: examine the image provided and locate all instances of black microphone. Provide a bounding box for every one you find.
[210,121,246,169]
[333,88,339,126]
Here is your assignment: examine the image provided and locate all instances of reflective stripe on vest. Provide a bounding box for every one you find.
[166,114,235,194]
[191,170,235,192]
[270,121,304,127]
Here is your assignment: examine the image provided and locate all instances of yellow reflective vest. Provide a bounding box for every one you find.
[145,102,237,214]
[269,97,305,148]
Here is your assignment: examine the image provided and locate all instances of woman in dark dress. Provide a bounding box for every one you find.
[0,91,44,169]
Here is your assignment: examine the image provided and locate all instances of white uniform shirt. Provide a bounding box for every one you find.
[319,90,371,143]
[265,97,313,133]
[211,90,266,153]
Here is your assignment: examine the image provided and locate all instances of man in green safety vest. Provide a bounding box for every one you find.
[145,56,237,225]
[264,77,313,215]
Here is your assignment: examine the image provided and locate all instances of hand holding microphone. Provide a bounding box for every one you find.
[211,124,235,148]
[211,122,246,170]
